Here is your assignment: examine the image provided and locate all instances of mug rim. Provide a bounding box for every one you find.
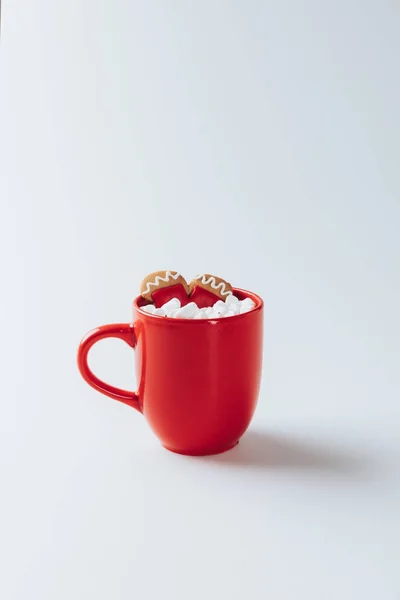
[133,287,263,323]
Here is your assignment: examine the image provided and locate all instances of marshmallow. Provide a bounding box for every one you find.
[161,298,181,314]
[242,298,255,309]
[194,310,209,319]
[143,295,256,319]
[214,300,226,309]
[175,302,199,319]
[240,305,252,314]
[213,300,228,316]
[215,304,228,317]
[142,304,156,314]
[239,298,255,314]
[225,294,240,306]
[226,301,240,315]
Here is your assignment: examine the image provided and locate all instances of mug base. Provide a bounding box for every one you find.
[163,440,239,457]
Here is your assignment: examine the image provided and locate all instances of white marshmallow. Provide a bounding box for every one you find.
[175,302,199,319]
[142,304,156,314]
[239,298,255,314]
[225,294,239,306]
[241,297,255,308]
[214,301,228,317]
[226,301,240,315]
[240,305,252,314]
[142,295,255,319]
[161,298,181,314]
[239,299,255,314]
[194,311,206,319]
[214,300,226,309]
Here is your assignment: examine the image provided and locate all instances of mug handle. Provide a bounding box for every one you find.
[77,323,141,412]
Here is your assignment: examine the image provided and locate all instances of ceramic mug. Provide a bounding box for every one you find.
[77,288,263,456]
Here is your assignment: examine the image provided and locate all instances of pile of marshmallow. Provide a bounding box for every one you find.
[142,294,256,319]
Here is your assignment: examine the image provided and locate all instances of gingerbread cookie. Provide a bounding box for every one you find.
[140,270,189,308]
[188,273,233,308]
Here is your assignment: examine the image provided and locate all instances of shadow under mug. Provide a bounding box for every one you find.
[77,288,264,456]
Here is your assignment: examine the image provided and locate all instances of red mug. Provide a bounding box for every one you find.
[77,288,264,456]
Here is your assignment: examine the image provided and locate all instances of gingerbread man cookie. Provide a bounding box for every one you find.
[140,270,189,308]
[188,273,233,308]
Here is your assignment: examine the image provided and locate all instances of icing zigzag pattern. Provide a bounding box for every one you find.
[142,271,182,296]
[193,275,232,297]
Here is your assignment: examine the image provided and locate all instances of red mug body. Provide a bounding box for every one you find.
[78,288,263,456]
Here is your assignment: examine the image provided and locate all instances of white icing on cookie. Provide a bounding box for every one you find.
[141,271,182,296]
[193,274,232,297]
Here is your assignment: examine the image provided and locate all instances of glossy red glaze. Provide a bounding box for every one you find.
[189,285,220,307]
[77,288,264,456]
[77,324,140,411]
[152,284,189,308]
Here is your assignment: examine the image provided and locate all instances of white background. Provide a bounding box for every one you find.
[1,1,399,598]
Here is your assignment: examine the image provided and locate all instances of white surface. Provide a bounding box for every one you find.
[143,294,254,318]
[1,1,400,599]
